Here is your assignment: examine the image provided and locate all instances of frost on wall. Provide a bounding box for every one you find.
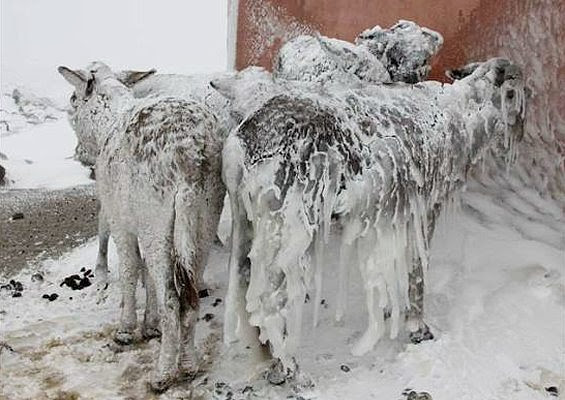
[242,0,315,66]
[461,0,564,202]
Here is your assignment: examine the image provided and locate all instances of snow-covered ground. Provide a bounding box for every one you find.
[0,86,92,189]
[1,178,563,399]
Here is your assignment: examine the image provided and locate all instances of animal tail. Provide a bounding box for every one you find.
[171,190,199,311]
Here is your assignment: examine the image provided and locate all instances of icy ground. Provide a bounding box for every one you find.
[0,176,563,399]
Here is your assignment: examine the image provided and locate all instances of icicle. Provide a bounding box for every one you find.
[312,228,325,328]
[335,219,361,322]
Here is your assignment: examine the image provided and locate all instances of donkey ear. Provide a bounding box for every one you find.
[445,62,482,81]
[58,66,89,88]
[209,77,237,100]
[116,69,156,87]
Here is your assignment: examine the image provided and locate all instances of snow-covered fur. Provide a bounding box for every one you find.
[356,20,444,83]
[68,71,234,167]
[274,20,442,85]
[216,58,525,380]
[274,35,390,85]
[58,62,225,391]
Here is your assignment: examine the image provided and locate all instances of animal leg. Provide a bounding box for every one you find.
[95,209,110,303]
[224,195,259,348]
[112,231,140,345]
[142,264,161,339]
[407,256,433,343]
[144,239,181,392]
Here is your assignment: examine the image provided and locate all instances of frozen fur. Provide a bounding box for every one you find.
[58,62,225,391]
[274,20,443,85]
[216,58,525,380]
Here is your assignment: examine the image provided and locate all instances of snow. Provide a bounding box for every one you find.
[1,182,563,399]
[0,117,92,190]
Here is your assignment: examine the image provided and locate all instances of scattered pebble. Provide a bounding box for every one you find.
[304,293,310,303]
[31,273,44,282]
[340,364,350,372]
[1,280,24,297]
[202,313,214,322]
[212,298,222,307]
[198,288,210,298]
[546,387,559,397]
[404,390,433,400]
[42,293,59,302]
[11,212,24,221]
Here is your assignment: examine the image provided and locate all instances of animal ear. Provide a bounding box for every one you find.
[116,69,156,87]
[445,62,482,81]
[317,35,362,69]
[209,77,237,100]
[58,66,89,88]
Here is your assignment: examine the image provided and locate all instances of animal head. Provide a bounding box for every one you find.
[209,66,277,123]
[356,20,443,83]
[316,35,390,84]
[57,62,155,165]
[449,58,526,161]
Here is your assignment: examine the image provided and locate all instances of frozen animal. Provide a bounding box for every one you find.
[274,20,443,85]
[59,62,226,391]
[66,70,235,300]
[213,58,525,383]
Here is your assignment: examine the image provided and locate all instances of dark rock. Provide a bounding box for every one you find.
[340,364,350,372]
[60,271,92,290]
[198,288,210,298]
[203,313,214,322]
[42,293,58,301]
[10,212,24,221]
[212,298,222,307]
[546,387,559,397]
[304,293,310,303]
[31,273,44,282]
[242,385,253,394]
[12,292,22,298]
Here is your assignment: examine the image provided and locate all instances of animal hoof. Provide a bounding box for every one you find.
[95,282,109,304]
[149,372,175,393]
[113,330,134,345]
[141,327,161,340]
[265,359,293,385]
[409,324,434,344]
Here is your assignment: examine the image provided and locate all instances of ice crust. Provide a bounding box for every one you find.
[223,59,525,367]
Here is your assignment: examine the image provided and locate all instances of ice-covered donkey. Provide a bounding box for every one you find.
[213,58,525,383]
[274,20,443,85]
[58,62,225,391]
[66,70,235,300]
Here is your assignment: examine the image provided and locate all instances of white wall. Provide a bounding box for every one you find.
[1,0,228,99]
